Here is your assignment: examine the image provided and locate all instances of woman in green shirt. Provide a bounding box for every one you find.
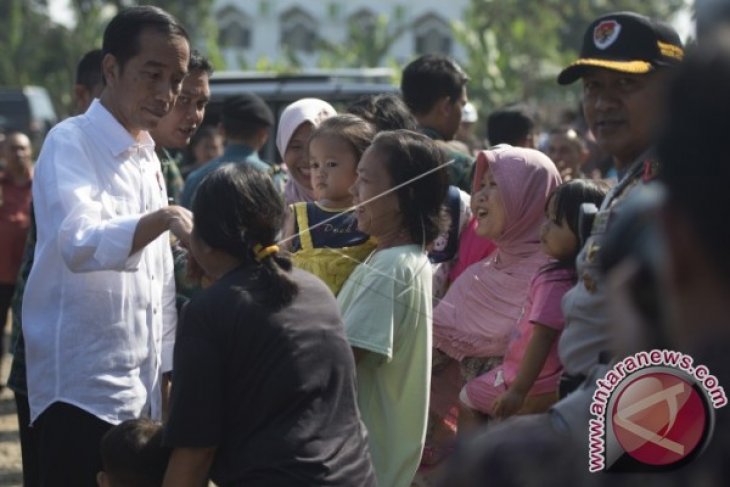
[338,130,449,487]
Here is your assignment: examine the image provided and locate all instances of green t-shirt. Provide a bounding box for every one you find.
[337,245,432,487]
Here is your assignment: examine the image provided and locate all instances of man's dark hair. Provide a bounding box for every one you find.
[221,93,274,140]
[401,54,468,115]
[486,104,535,146]
[189,49,214,76]
[75,49,103,89]
[347,93,418,132]
[102,5,189,74]
[658,32,730,283]
[100,419,170,487]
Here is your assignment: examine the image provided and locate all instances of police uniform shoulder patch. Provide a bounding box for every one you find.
[642,158,660,182]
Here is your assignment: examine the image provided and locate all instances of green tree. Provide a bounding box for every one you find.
[0,0,87,117]
[0,0,223,119]
[456,0,685,118]
[150,0,224,69]
[317,11,408,68]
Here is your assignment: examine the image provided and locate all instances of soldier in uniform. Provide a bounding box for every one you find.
[401,54,473,192]
[554,11,683,397]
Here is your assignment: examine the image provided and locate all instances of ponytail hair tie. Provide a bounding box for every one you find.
[253,243,279,262]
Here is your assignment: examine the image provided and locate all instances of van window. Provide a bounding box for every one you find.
[203,69,399,163]
[0,86,58,148]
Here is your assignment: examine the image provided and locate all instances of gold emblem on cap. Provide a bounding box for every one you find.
[657,41,684,60]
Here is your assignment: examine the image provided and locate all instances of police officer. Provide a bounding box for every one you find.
[554,11,684,397]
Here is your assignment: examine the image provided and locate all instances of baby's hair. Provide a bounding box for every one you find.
[546,179,609,268]
[100,418,170,487]
[193,163,298,308]
[370,130,449,246]
[308,114,376,163]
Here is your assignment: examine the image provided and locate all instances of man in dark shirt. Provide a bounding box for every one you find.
[181,93,275,208]
[401,54,473,191]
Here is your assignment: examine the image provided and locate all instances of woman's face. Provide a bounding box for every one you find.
[472,168,507,239]
[350,146,402,238]
[283,122,314,190]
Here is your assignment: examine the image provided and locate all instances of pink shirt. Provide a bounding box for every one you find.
[447,217,497,284]
[502,266,576,395]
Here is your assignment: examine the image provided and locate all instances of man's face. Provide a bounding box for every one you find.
[546,133,585,172]
[444,86,468,140]
[4,133,32,171]
[582,68,666,165]
[150,70,210,149]
[103,28,189,134]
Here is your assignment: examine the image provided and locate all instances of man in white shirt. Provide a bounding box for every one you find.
[22,6,192,484]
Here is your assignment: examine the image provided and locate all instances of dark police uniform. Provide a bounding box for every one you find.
[557,150,659,396]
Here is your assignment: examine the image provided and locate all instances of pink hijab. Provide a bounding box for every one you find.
[433,146,561,360]
[448,154,498,282]
[276,98,337,205]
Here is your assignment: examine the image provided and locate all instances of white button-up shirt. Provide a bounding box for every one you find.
[23,100,176,424]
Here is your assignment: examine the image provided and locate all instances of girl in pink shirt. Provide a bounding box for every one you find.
[460,179,608,420]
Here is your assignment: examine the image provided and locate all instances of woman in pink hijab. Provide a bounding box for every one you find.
[276,98,337,205]
[447,153,498,283]
[423,145,561,466]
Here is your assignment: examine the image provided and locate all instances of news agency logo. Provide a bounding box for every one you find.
[588,350,727,472]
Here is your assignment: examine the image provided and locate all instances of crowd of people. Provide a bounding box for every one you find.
[0,4,729,487]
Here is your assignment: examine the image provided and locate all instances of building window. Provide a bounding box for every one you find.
[280,7,318,53]
[217,6,252,49]
[348,8,377,40]
[413,13,452,56]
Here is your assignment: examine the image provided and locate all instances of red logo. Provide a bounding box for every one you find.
[611,372,707,466]
[593,20,621,50]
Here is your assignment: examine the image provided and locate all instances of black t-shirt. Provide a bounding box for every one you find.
[164,266,376,487]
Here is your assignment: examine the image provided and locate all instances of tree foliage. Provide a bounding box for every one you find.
[317,13,408,69]
[456,0,686,118]
[0,0,688,122]
[0,0,220,118]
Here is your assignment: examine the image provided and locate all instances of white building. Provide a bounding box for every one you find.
[213,0,469,69]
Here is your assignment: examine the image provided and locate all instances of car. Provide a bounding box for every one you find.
[204,68,399,162]
[0,86,58,149]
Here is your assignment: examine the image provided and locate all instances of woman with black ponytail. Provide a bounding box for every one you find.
[163,164,376,486]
